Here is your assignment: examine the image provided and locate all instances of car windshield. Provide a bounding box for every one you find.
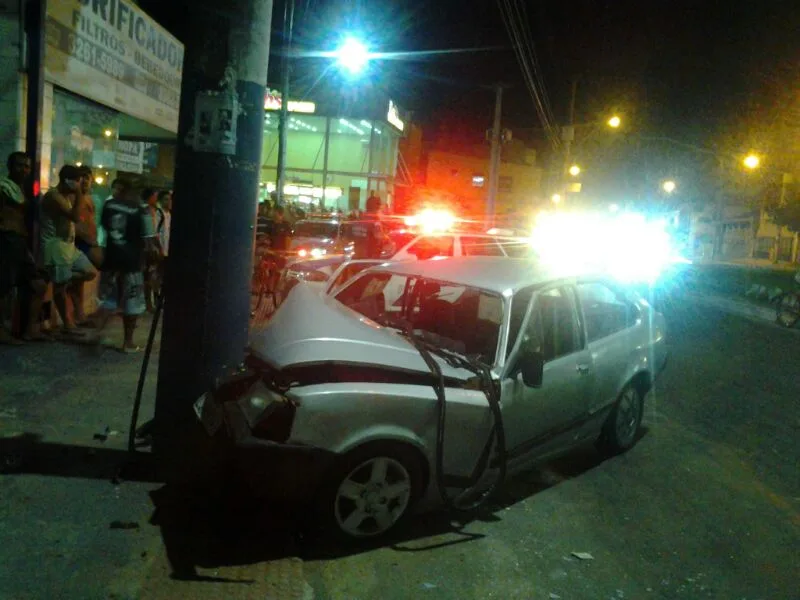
[335,271,504,365]
[293,221,339,238]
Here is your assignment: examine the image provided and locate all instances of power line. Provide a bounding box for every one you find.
[496,0,560,149]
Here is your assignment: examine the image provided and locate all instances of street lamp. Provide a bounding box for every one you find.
[551,193,562,204]
[662,179,676,194]
[335,37,370,75]
[568,164,581,177]
[743,153,761,170]
[607,115,621,129]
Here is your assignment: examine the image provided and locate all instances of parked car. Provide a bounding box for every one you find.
[195,257,668,541]
[289,219,393,260]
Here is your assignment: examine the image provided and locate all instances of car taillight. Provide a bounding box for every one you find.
[212,370,261,403]
[234,380,296,443]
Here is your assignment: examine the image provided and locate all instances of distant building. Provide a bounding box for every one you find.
[423,142,543,219]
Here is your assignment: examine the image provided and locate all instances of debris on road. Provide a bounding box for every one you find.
[93,426,111,442]
[571,551,595,560]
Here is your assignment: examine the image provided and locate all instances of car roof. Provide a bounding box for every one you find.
[367,256,572,294]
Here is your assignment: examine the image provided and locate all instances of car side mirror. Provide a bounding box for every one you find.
[518,349,544,388]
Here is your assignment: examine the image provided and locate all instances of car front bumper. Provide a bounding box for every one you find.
[208,398,337,501]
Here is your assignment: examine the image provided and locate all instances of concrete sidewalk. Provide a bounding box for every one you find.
[0,317,310,600]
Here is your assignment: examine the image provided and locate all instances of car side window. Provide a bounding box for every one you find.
[461,236,505,256]
[407,235,454,259]
[577,282,640,343]
[523,288,581,363]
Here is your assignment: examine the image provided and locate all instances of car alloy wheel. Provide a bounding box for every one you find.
[333,456,413,538]
[615,386,642,448]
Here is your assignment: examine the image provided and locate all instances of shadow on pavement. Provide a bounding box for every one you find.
[0,428,637,577]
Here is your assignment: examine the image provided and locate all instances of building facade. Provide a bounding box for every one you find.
[259,91,406,213]
[423,144,543,219]
[0,0,181,198]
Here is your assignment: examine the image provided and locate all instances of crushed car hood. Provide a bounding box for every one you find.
[249,284,473,381]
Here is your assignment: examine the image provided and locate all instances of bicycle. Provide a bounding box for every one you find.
[251,246,285,324]
[775,269,800,329]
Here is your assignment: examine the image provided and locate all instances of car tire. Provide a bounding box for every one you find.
[316,442,425,542]
[597,383,644,456]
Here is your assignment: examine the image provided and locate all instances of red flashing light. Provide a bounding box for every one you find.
[33,181,40,197]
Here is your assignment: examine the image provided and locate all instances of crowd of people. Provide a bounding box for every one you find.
[0,151,172,351]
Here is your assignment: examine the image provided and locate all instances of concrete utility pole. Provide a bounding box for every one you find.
[486,85,504,225]
[275,0,295,204]
[154,0,273,461]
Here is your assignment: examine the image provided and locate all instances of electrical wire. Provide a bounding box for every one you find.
[496,0,561,150]
[502,0,559,148]
[404,321,507,513]
[510,0,558,128]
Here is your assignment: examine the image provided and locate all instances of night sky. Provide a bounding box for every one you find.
[141,0,798,185]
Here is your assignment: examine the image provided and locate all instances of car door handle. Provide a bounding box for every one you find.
[576,364,591,375]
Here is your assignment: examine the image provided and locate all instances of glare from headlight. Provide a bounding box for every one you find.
[310,248,326,258]
[530,210,686,284]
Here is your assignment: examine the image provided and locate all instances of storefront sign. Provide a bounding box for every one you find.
[116,140,145,173]
[387,100,404,132]
[44,0,184,133]
[264,90,316,113]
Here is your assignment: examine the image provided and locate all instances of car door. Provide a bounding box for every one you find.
[501,284,594,459]
[576,280,642,413]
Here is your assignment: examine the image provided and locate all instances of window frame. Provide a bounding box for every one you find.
[503,281,584,374]
[575,279,641,344]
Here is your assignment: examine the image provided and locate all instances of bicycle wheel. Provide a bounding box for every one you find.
[776,292,800,328]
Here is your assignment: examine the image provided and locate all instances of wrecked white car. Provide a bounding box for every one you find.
[195,257,668,540]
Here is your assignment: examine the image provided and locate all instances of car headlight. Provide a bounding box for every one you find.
[310,248,326,258]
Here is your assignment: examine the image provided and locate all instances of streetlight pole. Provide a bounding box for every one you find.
[276,0,295,205]
[486,84,504,225]
[154,0,273,465]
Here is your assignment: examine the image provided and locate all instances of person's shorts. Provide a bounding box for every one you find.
[97,271,146,316]
[47,251,96,285]
[0,231,46,295]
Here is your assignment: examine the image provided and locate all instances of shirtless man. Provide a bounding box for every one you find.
[39,165,97,338]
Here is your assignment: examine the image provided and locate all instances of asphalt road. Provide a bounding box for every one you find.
[300,300,800,600]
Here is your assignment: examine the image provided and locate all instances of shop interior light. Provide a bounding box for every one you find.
[76,161,83,167]
[94,176,105,184]
[338,118,364,135]
[98,164,103,169]
[103,129,113,138]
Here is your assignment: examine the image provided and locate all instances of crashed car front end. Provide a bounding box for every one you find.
[196,283,498,500]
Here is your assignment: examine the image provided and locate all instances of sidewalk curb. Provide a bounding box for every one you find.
[685,291,777,322]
